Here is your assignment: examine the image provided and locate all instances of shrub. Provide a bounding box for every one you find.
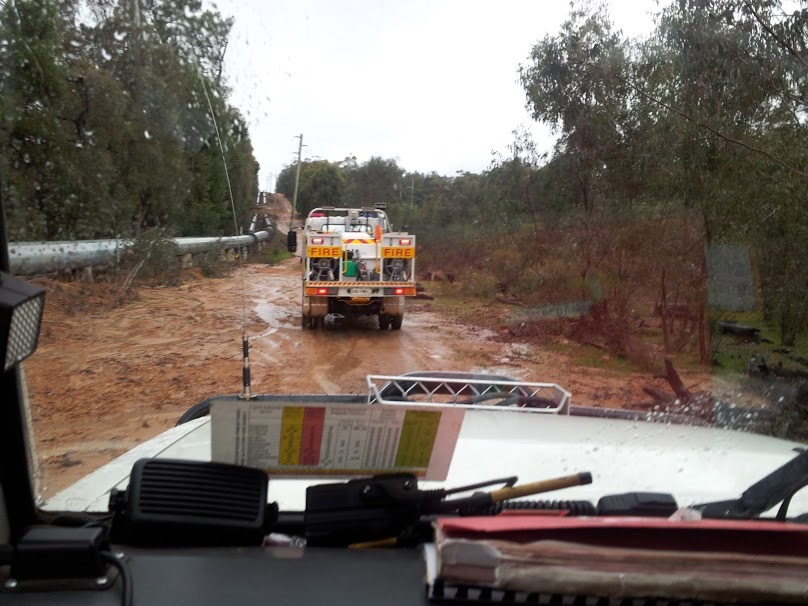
[197,245,230,278]
[120,228,182,287]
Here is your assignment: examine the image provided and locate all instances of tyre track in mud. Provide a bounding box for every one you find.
[244,259,471,395]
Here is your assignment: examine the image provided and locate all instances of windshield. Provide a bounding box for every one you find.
[1,0,806,515]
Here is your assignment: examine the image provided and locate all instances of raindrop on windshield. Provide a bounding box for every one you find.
[101,49,112,61]
[144,130,152,140]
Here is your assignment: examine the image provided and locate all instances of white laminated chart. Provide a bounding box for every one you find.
[210,399,465,480]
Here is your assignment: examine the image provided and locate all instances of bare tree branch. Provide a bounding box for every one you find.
[215,37,228,85]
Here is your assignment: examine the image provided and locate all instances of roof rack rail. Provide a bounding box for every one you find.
[366,374,570,414]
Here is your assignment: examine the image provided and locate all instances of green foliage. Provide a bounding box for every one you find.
[341,156,404,208]
[121,228,182,285]
[262,247,292,265]
[196,246,230,278]
[457,269,499,301]
[519,3,629,134]
[276,160,345,217]
[0,0,258,242]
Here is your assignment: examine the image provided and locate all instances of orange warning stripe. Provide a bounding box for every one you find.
[344,238,376,244]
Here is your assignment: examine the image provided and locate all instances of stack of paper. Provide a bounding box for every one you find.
[427,516,808,603]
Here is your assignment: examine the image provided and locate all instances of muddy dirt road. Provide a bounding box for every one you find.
[24,259,711,499]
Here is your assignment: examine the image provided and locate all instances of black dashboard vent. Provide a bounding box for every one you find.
[110,458,268,546]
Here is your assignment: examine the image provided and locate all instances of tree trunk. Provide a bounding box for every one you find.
[698,305,710,364]
[660,269,670,353]
[698,227,711,365]
[782,303,797,347]
[664,358,691,400]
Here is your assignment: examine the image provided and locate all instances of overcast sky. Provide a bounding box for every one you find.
[213,1,655,190]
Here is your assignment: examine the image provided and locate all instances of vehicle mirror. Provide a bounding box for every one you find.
[0,271,45,371]
[287,230,297,253]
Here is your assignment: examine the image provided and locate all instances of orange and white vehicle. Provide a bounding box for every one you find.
[299,205,416,330]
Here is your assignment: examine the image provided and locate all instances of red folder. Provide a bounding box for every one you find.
[438,514,808,556]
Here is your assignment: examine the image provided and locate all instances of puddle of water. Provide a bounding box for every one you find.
[478,329,497,340]
[254,299,287,327]
[253,297,297,338]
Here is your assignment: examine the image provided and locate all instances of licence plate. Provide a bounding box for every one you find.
[351,288,373,296]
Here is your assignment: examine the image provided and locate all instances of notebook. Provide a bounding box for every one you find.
[425,515,808,603]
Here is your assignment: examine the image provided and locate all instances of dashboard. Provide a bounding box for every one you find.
[1,546,427,605]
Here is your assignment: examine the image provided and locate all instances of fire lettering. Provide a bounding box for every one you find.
[308,246,341,258]
[382,247,415,259]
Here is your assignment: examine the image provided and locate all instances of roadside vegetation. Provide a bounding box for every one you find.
[274,0,807,384]
[3,0,805,387]
[0,0,258,242]
[261,247,293,265]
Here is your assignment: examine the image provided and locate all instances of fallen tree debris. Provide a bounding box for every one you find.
[718,321,772,343]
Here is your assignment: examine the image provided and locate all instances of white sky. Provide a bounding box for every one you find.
[212,1,656,189]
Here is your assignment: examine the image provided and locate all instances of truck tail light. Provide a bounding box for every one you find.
[311,237,324,244]
[394,288,404,295]
[317,288,328,295]
[399,238,411,246]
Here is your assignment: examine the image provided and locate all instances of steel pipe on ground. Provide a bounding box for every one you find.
[9,229,273,276]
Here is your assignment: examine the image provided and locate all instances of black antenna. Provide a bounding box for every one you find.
[241,334,251,400]
[196,64,253,400]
